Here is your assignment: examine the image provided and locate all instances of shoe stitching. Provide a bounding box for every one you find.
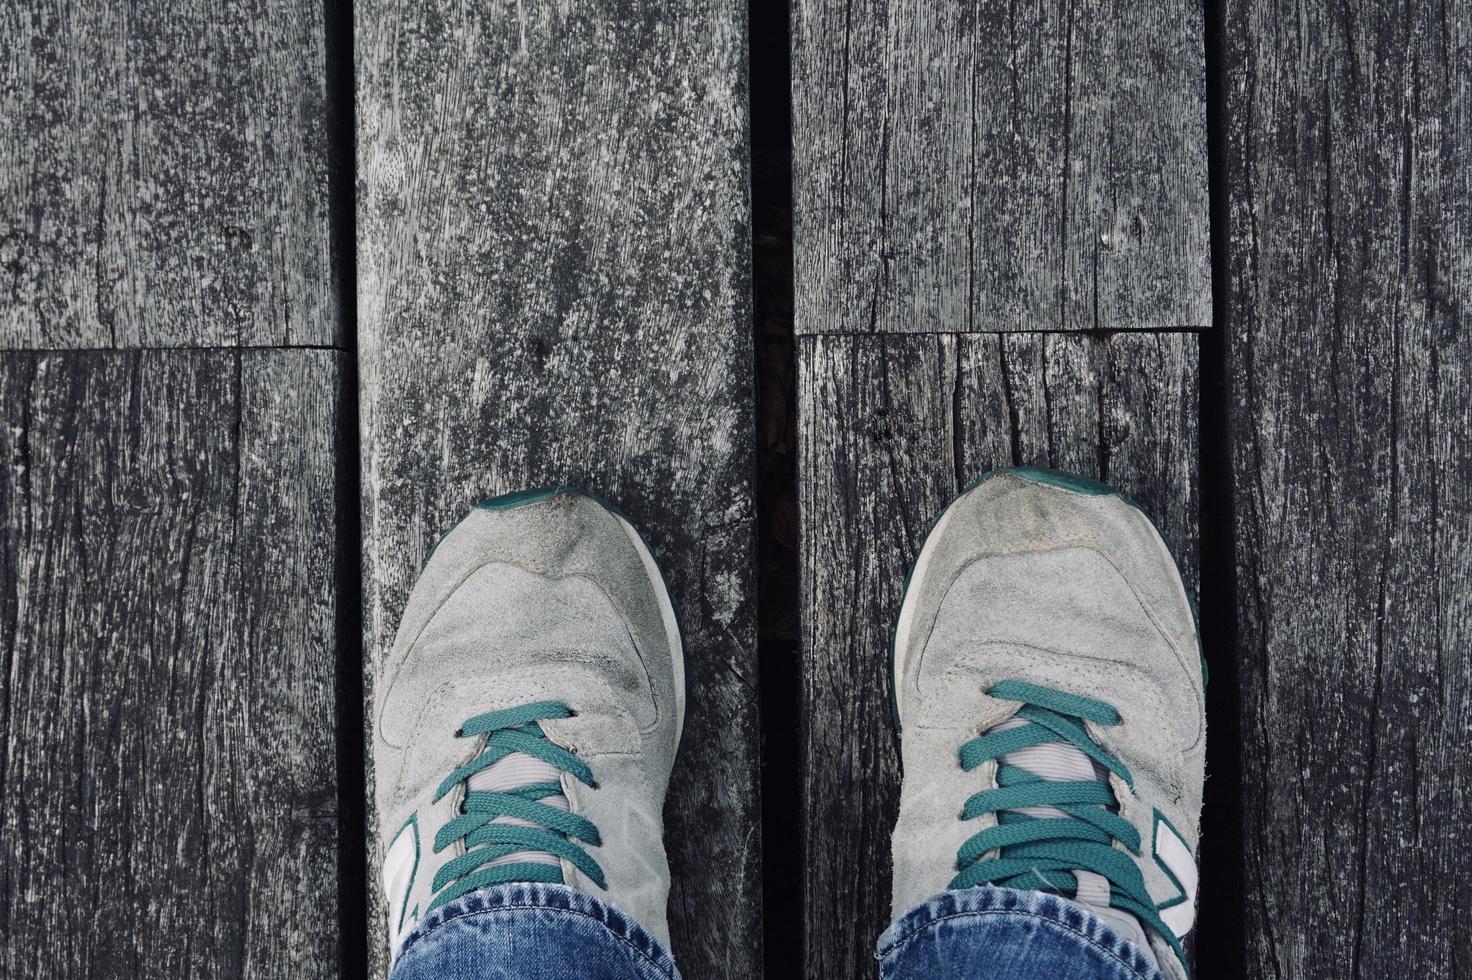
[380,562,665,744]
[909,545,1203,750]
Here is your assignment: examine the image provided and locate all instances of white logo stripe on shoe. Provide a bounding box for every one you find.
[382,814,421,961]
[1152,811,1198,938]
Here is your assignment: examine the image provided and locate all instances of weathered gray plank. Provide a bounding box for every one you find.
[799,331,1198,979]
[1225,0,1472,974]
[0,350,347,976]
[791,0,1210,334]
[356,2,758,977]
[0,1,343,348]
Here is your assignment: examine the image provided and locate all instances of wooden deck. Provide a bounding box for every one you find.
[2,0,1468,978]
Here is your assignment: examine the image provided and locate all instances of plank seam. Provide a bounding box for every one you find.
[794,326,1212,338]
[1,344,354,355]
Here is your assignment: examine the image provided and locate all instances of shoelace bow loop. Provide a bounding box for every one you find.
[428,700,604,912]
[953,679,1184,965]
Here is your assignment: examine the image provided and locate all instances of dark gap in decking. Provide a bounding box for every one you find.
[749,0,801,975]
[1195,0,1246,975]
[324,0,367,972]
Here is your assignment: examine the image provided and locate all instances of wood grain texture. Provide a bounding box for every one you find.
[356,2,759,976]
[791,0,1211,334]
[1225,0,1472,974]
[0,0,343,348]
[0,350,347,976]
[799,331,1198,979]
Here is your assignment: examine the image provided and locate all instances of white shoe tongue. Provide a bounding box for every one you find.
[465,752,569,872]
[991,717,1161,971]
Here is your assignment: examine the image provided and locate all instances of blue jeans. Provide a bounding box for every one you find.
[389,884,1164,980]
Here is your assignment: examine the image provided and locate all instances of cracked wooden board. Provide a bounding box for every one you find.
[356,1,759,976]
[798,331,1198,979]
[791,0,1210,334]
[0,349,349,976]
[0,0,345,348]
[1223,0,1472,974]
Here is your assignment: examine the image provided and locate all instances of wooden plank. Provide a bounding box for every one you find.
[791,0,1210,334]
[0,0,343,348]
[1224,0,1472,974]
[355,2,758,977]
[0,349,348,976]
[799,331,1198,978]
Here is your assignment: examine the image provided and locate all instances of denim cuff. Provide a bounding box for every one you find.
[877,886,1165,980]
[394,882,680,980]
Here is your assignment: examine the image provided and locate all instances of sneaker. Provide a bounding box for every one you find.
[373,488,685,965]
[889,468,1205,979]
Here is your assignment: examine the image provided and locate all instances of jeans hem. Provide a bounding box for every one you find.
[876,886,1164,980]
[394,882,679,980]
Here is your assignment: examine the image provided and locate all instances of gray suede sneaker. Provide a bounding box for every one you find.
[889,468,1205,979]
[373,489,684,965]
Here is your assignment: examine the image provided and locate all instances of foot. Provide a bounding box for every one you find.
[373,489,685,964]
[889,468,1205,979]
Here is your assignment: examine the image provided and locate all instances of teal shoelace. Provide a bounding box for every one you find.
[428,700,604,912]
[954,680,1183,964]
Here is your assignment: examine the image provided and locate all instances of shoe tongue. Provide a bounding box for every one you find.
[465,751,569,872]
[990,716,1161,971]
